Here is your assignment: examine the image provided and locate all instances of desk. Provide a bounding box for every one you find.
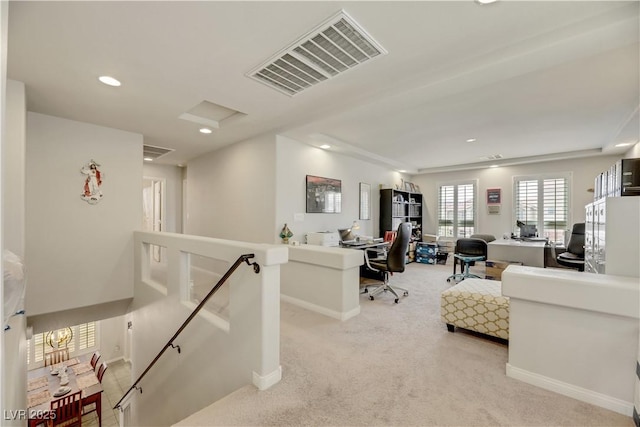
[488,239,546,268]
[340,241,388,250]
[27,355,103,426]
[341,241,389,281]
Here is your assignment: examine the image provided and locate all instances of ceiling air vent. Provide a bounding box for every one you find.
[143,145,174,161]
[247,10,387,96]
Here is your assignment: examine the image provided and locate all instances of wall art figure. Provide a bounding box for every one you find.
[81,160,103,204]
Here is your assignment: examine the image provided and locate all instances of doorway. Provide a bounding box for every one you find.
[142,177,165,262]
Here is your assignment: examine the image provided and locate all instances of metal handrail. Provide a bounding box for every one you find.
[113,253,260,410]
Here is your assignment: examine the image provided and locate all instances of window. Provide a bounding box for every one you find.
[438,181,477,238]
[514,173,571,245]
[27,321,98,367]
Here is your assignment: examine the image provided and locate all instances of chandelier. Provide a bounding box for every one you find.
[45,327,73,349]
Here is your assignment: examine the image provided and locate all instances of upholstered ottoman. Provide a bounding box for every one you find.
[441,278,509,339]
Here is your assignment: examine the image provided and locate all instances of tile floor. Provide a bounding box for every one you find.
[82,359,131,427]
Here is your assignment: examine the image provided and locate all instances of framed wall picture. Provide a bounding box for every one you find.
[487,188,501,205]
[306,175,342,213]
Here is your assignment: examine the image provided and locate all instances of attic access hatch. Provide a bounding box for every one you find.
[247,10,387,96]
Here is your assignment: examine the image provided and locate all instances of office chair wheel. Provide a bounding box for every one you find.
[394,298,399,303]
[403,291,409,296]
[369,295,374,300]
[446,278,451,283]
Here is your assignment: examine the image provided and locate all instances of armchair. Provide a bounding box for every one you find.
[450,234,495,275]
[446,238,488,283]
[555,223,585,271]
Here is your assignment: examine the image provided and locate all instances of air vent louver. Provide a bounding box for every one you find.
[143,145,174,160]
[247,10,386,96]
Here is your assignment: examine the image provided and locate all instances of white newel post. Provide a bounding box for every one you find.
[230,246,287,390]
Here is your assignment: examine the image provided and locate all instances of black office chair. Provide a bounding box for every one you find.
[363,222,412,303]
[446,238,488,283]
[556,223,585,271]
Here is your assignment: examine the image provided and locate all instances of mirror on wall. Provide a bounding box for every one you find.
[359,182,371,220]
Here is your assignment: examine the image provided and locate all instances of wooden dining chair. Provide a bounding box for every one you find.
[89,351,101,370]
[96,361,108,383]
[49,390,82,427]
[44,348,70,367]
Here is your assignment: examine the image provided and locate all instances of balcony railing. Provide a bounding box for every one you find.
[119,231,287,426]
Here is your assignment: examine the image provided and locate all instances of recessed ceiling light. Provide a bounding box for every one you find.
[398,170,407,173]
[615,142,633,147]
[98,76,121,87]
[319,144,331,149]
[466,138,477,143]
[476,0,498,4]
[199,128,212,134]
[143,157,153,162]
[490,164,499,168]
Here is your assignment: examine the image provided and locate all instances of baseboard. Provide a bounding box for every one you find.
[280,295,360,321]
[253,365,282,390]
[506,363,633,416]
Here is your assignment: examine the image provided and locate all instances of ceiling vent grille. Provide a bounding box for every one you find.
[143,144,174,161]
[247,10,387,96]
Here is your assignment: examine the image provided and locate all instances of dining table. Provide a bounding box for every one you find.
[27,354,103,427]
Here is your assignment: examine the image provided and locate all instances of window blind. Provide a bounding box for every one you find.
[438,182,476,238]
[514,175,569,244]
[457,183,475,238]
[438,185,454,237]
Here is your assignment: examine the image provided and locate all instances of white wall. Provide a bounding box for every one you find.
[625,141,640,159]
[185,134,276,243]
[3,80,25,257]
[275,135,405,243]
[99,315,125,363]
[143,163,184,234]
[2,8,27,421]
[413,155,620,238]
[25,113,143,318]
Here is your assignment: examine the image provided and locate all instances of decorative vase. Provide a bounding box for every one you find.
[280,224,293,244]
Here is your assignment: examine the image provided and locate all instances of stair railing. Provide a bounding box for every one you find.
[113,253,260,410]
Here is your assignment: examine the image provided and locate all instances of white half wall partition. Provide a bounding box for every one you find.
[281,244,364,321]
[502,265,639,416]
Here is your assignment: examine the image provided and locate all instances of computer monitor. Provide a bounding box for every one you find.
[338,228,356,243]
[517,222,537,238]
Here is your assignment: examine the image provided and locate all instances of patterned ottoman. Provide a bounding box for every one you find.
[441,278,509,339]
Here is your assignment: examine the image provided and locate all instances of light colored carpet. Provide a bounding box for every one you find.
[175,261,633,426]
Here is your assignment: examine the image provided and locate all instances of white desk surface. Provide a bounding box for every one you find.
[488,239,547,248]
[488,239,546,267]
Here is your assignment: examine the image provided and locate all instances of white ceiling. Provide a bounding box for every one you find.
[7,1,639,173]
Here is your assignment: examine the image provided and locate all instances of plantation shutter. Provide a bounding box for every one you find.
[514,174,570,245]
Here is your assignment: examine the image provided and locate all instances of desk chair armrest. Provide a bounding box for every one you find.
[363,249,384,272]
